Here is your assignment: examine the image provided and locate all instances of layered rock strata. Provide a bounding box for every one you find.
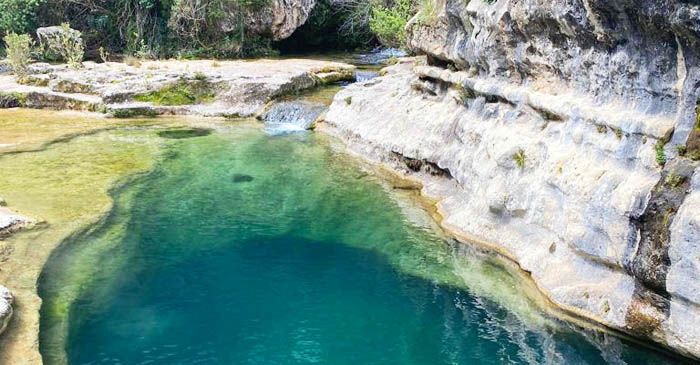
[323,0,700,358]
[0,59,354,118]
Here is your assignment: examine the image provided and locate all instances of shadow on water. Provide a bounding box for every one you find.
[39,126,686,365]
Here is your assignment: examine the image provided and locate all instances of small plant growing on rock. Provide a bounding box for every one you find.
[596,125,607,134]
[665,171,686,188]
[612,127,623,140]
[194,72,207,81]
[676,144,687,156]
[41,23,85,68]
[655,140,667,166]
[513,149,526,169]
[123,55,142,68]
[3,33,33,76]
[98,46,109,63]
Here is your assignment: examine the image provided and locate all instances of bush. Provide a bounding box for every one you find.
[58,23,84,68]
[3,33,33,75]
[369,0,415,48]
[0,0,43,36]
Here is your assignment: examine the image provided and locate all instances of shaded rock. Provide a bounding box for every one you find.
[242,0,316,40]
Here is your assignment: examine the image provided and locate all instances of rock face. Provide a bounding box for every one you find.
[324,0,700,359]
[0,286,12,336]
[223,0,316,40]
[36,26,84,62]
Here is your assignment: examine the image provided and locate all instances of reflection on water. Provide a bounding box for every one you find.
[39,126,683,365]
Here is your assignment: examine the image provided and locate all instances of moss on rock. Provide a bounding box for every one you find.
[134,79,216,106]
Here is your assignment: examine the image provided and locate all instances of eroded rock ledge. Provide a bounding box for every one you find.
[0,59,355,118]
[324,0,700,358]
[323,54,700,358]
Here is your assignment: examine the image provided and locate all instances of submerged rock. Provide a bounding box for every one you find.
[157,128,212,139]
[232,174,254,183]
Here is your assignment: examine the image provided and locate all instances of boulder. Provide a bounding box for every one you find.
[0,285,13,336]
[36,25,84,62]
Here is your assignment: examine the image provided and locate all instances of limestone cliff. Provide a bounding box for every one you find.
[323,0,700,359]
[223,0,316,40]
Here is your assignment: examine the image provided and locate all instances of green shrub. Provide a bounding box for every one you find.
[369,0,415,48]
[655,140,667,166]
[3,33,33,75]
[0,0,43,36]
[58,23,84,68]
[676,144,687,156]
[665,171,686,188]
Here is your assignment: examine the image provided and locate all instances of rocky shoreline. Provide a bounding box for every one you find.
[0,1,699,357]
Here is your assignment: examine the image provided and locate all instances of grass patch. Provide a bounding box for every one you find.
[135,79,216,106]
[513,149,526,169]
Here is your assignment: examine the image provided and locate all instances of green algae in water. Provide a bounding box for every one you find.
[39,127,685,365]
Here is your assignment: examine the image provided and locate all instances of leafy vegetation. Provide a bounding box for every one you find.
[3,32,33,75]
[369,0,417,48]
[655,140,667,167]
[0,0,43,36]
[1,0,421,59]
[665,171,686,188]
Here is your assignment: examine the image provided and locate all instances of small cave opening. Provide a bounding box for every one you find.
[274,0,378,55]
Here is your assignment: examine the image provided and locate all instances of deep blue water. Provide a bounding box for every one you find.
[39,126,684,365]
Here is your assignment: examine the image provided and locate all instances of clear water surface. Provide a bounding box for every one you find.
[39,124,685,365]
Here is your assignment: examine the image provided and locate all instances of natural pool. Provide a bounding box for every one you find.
[30,122,684,364]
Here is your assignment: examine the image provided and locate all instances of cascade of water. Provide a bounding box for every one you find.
[260,101,326,135]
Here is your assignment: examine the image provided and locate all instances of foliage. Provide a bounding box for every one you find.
[665,171,686,188]
[0,0,44,36]
[3,33,33,75]
[58,23,84,68]
[98,46,109,63]
[655,140,667,167]
[369,0,415,48]
[676,144,687,156]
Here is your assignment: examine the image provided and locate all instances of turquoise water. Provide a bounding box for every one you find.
[39,125,683,365]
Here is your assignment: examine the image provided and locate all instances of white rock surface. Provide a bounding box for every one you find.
[322,60,700,358]
[0,286,12,336]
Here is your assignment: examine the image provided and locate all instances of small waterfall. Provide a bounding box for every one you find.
[356,48,407,65]
[261,101,326,135]
[354,70,380,83]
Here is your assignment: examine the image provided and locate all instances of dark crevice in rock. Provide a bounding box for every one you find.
[624,284,670,339]
[391,152,452,179]
[626,158,695,296]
